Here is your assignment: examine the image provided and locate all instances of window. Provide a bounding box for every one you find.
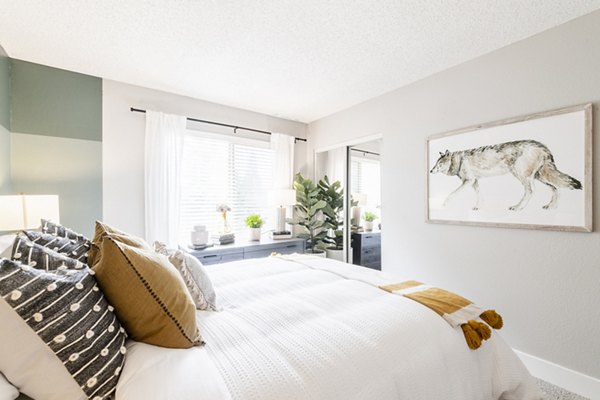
[178,131,273,244]
[351,156,381,213]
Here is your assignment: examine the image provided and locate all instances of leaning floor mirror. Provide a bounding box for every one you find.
[315,138,382,269]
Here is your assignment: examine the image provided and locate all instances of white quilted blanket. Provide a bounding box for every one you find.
[116,255,542,400]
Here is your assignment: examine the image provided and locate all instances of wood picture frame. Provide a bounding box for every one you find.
[426,103,592,232]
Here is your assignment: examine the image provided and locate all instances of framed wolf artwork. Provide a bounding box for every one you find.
[426,103,592,232]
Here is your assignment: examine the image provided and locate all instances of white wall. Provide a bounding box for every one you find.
[308,11,600,379]
[103,79,308,237]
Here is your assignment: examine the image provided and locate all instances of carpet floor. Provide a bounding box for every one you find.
[537,378,590,400]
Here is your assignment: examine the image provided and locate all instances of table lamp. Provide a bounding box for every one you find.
[0,195,60,231]
[351,193,367,227]
[268,189,296,240]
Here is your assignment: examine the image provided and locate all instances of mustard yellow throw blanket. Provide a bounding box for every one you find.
[379,280,503,350]
[272,254,503,351]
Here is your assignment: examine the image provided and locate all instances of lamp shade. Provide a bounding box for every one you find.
[352,192,368,206]
[268,189,297,207]
[0,195,60,231]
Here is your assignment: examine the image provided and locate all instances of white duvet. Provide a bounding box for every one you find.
[116,255,542,400]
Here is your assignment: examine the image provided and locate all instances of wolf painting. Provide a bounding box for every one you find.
[430,140,582,211]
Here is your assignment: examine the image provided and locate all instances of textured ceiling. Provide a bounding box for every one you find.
[0,1,599,122]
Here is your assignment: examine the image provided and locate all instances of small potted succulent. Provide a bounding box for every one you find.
[245,214,264,241]
[363,212,377,232]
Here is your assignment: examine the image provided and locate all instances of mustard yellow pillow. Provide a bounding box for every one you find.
[88,221,149,266]
[92,236,202,349]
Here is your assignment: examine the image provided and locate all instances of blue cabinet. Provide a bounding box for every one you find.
[352,231,381,270]
[189,238,305,265]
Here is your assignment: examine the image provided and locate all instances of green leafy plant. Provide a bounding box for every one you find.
[318,175,344,250]
[364,212,377,222]
[287,173,327,253]
[245,214,264,228]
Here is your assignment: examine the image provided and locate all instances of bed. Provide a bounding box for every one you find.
[115,255,542,400]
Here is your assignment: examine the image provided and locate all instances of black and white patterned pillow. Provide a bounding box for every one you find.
[0,258,127,400]
[41,219,89,243]
[22,230,90,264]
[11,235,85,271]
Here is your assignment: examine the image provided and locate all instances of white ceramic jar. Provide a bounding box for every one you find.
[191,225,209,246]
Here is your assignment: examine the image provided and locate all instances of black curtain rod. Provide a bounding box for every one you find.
[130,107,307,143]
[351,148,380,156]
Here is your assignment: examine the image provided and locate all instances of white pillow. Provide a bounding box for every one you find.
[154,242,219,311]
[0,372,19,400]
[0,234,16,259]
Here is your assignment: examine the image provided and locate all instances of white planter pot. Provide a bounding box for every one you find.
[249,227,261,241]
[325,248,344,261]
[306,249,326,258]
[364,221,374,231]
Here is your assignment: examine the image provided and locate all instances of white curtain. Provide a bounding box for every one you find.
[325,147,346,184]
[270,133,295,189]
[270,133,295,230]
[144,111,186,246]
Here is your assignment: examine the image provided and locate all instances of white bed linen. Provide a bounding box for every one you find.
[117,256,542,400]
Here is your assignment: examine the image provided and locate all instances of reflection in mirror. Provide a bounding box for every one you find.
[315,148,347,261]
[349,140,381,270]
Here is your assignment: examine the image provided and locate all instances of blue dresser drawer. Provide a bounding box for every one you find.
[245,242,303,259]
[196,252,244,265]
[275,242,304,255]
[190,239,305,265]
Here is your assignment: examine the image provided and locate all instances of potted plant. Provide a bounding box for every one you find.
[287,173,327,256]
[318,176,344,261]
[245,214,264,241]
[363,212,377,232]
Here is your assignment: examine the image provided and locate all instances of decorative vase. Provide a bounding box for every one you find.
[364,221,374,232]
[249,227,261,241]
[221,213,231,234]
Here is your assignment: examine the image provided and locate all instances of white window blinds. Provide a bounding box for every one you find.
[178,131,273,244]
[351,157,381,209]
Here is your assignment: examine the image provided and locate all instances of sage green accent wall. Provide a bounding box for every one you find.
[0,44,11,194]
[11,133,101,237]
[0,125,10,195]
[10,59,102,141]
[9,59,102,237]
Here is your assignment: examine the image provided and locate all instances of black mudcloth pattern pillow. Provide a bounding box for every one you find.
[11,234,85,271]
[41,219,89,243]
[0,258,127,399]
[22,230,90,264]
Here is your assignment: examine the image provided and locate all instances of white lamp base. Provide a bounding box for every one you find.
[275,206,290,235]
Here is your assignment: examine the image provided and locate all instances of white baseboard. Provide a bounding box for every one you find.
[514,349,600,400]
